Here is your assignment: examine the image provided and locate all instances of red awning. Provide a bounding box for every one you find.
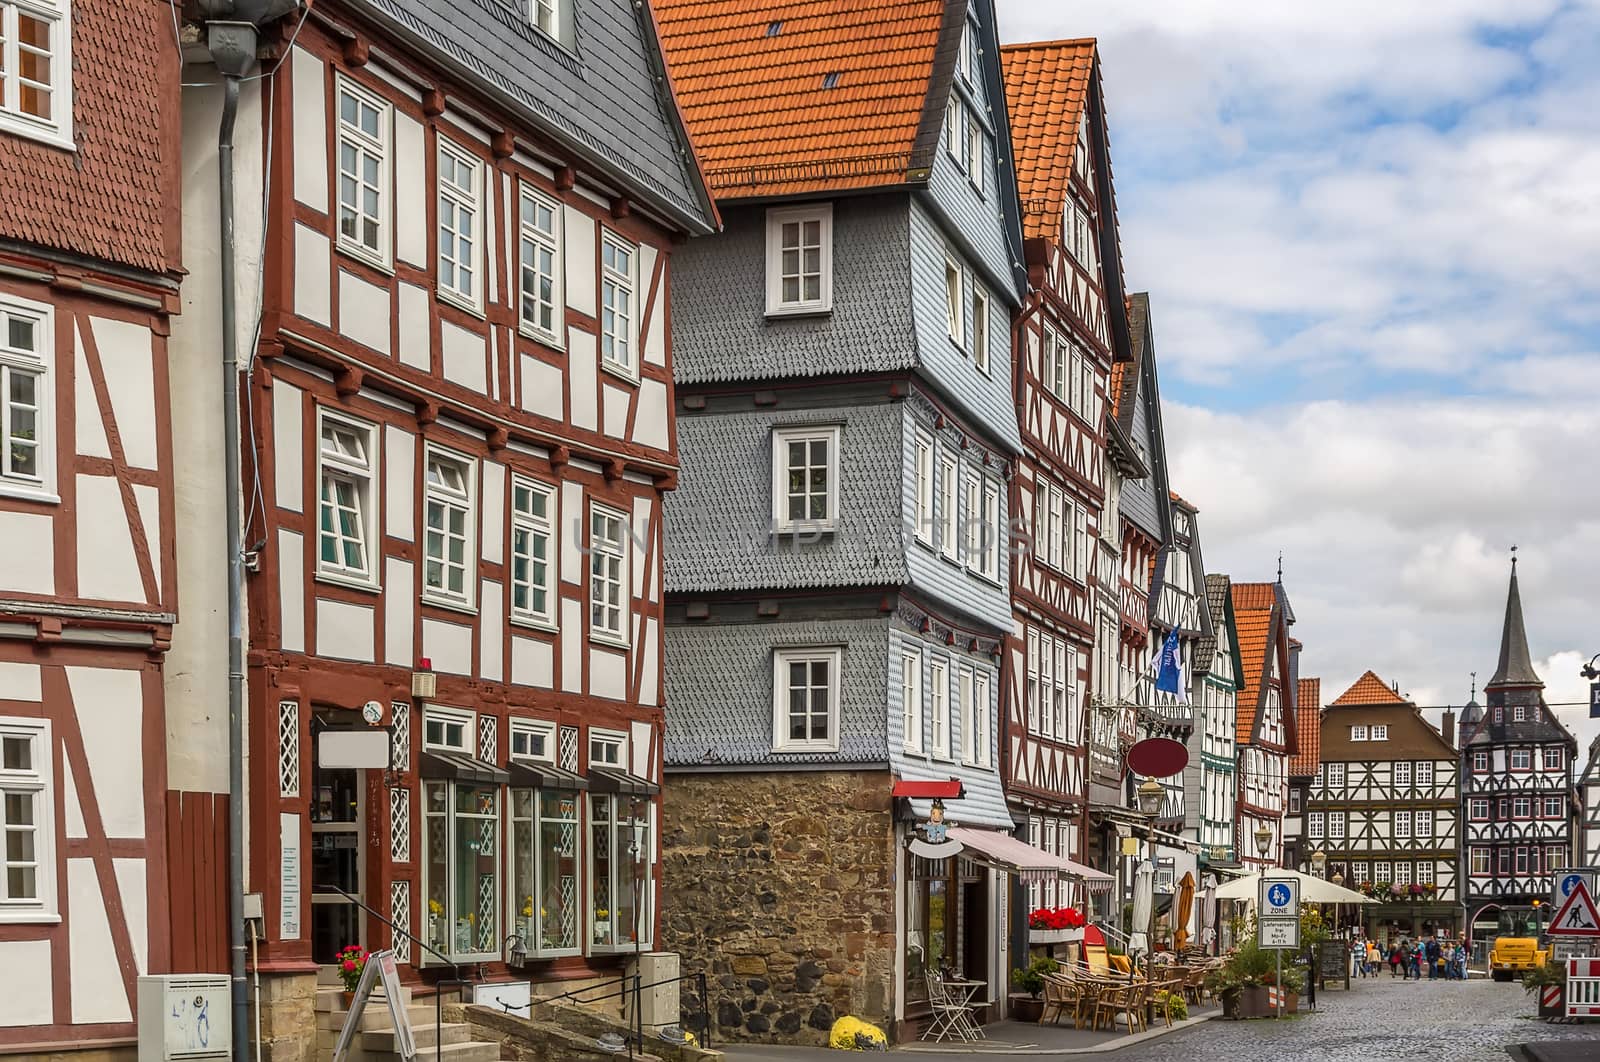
[891,778,964,799]
[947,826,1115,889]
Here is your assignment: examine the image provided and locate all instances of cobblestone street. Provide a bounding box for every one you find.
[1121,976,1599,1062]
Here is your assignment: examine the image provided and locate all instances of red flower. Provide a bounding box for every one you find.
[1028,907,1087,930]
[342,959,356,972]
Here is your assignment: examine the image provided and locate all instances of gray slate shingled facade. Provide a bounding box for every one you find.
[349,0,715,233]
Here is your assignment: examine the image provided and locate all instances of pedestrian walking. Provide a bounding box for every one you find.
[1389,943,1401,977]
[1426,935,1441,980]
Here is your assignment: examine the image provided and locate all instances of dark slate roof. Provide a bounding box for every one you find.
[1195,572,1229,672]
[1117,293,1172,544]
[1487,561,1542,688]
[663,617,889,766]
[1460,698,1483,726]
[664,404,908,593]
[347,0,716,234]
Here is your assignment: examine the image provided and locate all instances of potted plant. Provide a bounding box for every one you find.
[1027,906,1086,944]
[1523,960,1567,1019]
[336,944,368,1004]
[1205,918,1307,1019]
[1009,956,1058,1022]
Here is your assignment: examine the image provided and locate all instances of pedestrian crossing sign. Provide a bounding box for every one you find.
[1549,880,1600,937]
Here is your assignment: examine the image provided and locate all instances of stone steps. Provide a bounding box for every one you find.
[312,969,505,1062]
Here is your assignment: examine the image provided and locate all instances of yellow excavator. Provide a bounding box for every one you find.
[1488,903,1550,981]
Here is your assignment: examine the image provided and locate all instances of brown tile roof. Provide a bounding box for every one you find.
[1108,360,1130,419]
[1330,670,1409,706]
[1291,678,1322,775]
[0,0,177,275]
[999,39,1095,241]
[1168,490,1197,512]
[654,0,948,199]
[1231,587,1274,746]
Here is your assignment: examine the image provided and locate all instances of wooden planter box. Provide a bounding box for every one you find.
[1221,986,1297,1019]
[1028,927,1085,945]
[1010,994,1045,1023]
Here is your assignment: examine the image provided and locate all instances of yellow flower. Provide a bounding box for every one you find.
[428,899,444,917]
[828,1016,887,1051]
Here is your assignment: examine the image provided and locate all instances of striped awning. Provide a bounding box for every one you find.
[947,827,1115,890]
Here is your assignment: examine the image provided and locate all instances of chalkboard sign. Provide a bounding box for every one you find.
[1318,941,1351,989]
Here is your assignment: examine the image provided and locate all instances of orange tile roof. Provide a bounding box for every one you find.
[1230,582,1278,613]
[1330,670,1409,707]
[1231,589,1273,746]
[1108,361,1129,418]
[1000,39,1095,240]
[654,0,947,199]
[1291,678,1322,775]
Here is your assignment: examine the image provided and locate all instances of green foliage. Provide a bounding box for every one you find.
[1522,960,1566,995]
[1153,990,1189,1022]
[1010,956,1059,998]
[1299,905,1331,948]
[1204,912,1306,997]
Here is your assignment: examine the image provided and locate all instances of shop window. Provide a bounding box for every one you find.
[589,792,653,951]
[423,780,501,962]
[510,787,581,957]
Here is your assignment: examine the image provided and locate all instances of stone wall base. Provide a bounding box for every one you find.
[250,969,319,1062]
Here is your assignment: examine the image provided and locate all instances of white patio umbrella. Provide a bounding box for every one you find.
[1200,878,1217,950]
[1211,867,1376,905]
[1129,860,1155,956]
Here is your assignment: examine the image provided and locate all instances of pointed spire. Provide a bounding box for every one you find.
[1487,550,1542,688]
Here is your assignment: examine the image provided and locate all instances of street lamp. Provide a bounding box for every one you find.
[1311,848,1327,878]
[1254,823,1273,862]
[1137,779,1165,818]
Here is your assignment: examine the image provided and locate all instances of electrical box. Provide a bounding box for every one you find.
[137,975,231,1061]
[627,952,679,1034]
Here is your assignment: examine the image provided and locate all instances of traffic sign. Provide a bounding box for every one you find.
[1551,867,1600,911]
[1549,880,1600,937]
[1258,918,1300,949]
[1261,876,1298,919]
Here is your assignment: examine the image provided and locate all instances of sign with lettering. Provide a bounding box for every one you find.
[1552,868,1600,912]
[1261,877,1298,918]
[334,950,415,1062]
[1259,918,1299,949]
[279,813,301,940]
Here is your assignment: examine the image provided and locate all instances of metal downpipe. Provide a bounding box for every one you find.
[218,71,250,1062]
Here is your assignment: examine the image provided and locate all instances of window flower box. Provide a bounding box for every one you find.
[1028,927,1085,945]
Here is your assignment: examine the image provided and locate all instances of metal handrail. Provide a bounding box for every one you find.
[313,884,472,1061]
[527,970,715,1052]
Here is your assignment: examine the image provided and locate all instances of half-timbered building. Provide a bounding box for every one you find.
[1230,582,1296,867]
[1312,671,1461,941]
[1281,675,1321,873]
[655,0,1041,1043]
[166,0,716,1017]
[1579,734,1600,867]
[1184,576,1241,867]
[997,37,1131,923]
[1461,561,1579,948]
[0,0,184,1052]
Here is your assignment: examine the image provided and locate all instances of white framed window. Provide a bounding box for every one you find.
[1025,629,1040,735]
[1394,811,1411,839]
[902,649,923,754]
[510,477,556,627]
[937,450,959,560]
[335,78,391,266]
[1393,862,1411,886]
[588,790,653,952]
[1326,762,1345,790]
[422,777,501,961]
[1307,811,1324,840]
[765,204,833,315]
[1037,637,1054,740]
[1544,746,1563,771]
[423,705,474,752]
[518,185,564,342]
[1470,848,1490,875]
[1513,705,1526,722]
[1328,812,1345,840]
[316,411,379,585]
[957,667,975,764]
[956,21,974,84]
[944,94,962,160]
[1349,724,1367,741]
[509,718,556,763]
[529,0,570,44]
[971,287,990,372]
[1370,724,1388,741]
[1416,760,1433,786]
[1415,862,1433,886]
[1544,795,1564,819]
[1510,747,1531,770]
[423,447,475,606]
[944,257,963,344]
[1394,761,1411,787]
[978,477,1001,580]
[588,728,627,769]
[772,647,842,753]
[913,431,934,546]
[1469,797,1489,821]
[930,657,950,759]
[1032,479,1083,580]
[588,504,629,645]
[1513,795,1532,819]
[1373,860,1391,883]
[973,670,991,768]
[437,139,482,309]
[964,112,985,193]
[0,717,54,920]
[772,425,840,533]
[0,295,53,499]
[600,233,636,377]
[509,785,580,958]
[1414,811,1432,838]
[962,467,981,569]
[0,0,71,148]
[1472,750,1489,772]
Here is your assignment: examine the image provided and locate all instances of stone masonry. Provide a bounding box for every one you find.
[661,770,898,1045]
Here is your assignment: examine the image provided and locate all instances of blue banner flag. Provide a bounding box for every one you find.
[1155,627,1185,702]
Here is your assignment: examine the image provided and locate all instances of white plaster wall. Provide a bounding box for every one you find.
[638,616,659,707]
[601,383,629,441]
[520,355,564,421]
[0,660,41,701]
[568,330,597,431]
[397,281,431,370]
[629,496,651,599]
[291,47,327,211]
[315,599,376,662]
[67,666,145,839]
[631,378,668,450]
[113,857,149,975]
[630,719,652,779]
[73,332,109,458]
[590,647,625,701]
[481,461,504,564]
[642,247,666,367]
[384,557,414,666]
[560,598,582,693]
[272,381,303,511]
[422,618,473,675]
[294,224,332,326]
[0,512,53,594]
[564,205,595,316]
[559,481,583,585]
[0,940,51,1026]
[166,77,265,795]
[278,529,305,653]
[76,474,144,603]
[384,425,414,540]
[90,318,158,470]
[338,269,392,355]
[441,321,487,393]
[395,112,427,268]
[68,859,131,1024]
[480,580,503,682]
[62,758,86,839]
[510,635,553,689]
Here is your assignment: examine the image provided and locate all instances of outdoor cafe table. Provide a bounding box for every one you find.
[944,978,987,1039]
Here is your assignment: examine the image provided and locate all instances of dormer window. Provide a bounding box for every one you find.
[765,204,833,316]
[0,0,71,149]
[529,0,573,48]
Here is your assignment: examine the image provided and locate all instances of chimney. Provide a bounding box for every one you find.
[1442,708,1456,749]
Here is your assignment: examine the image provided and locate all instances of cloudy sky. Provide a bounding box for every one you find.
[996,1,1600,750]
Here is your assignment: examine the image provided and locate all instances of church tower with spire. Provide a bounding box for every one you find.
[1460,555,1580,954]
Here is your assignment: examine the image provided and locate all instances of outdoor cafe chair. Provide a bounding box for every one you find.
[922,971,976,1043]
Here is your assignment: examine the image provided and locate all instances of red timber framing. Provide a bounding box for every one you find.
[1231,586,1297,867]
[999,39,1131,874]
[232,7,681,985]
